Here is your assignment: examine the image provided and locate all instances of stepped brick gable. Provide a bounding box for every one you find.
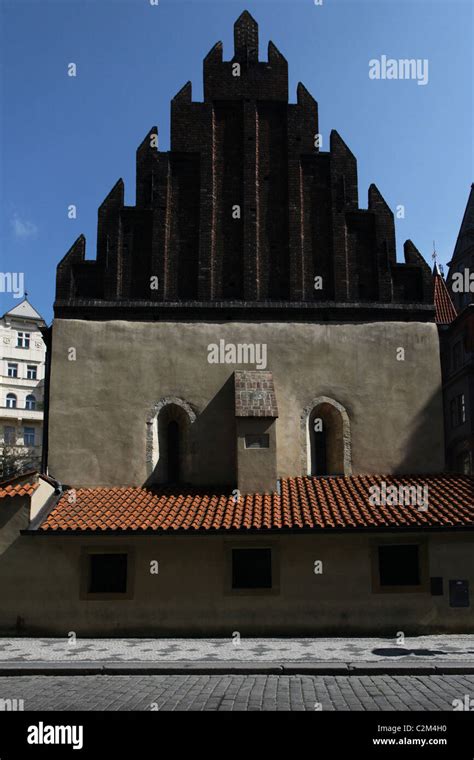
[55,11,433,321]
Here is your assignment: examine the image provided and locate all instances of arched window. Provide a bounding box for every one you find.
[167,420,181,483]
[146,397,197,485]
[6,393,17,409]
[25,394,36,411]
[310,413,328,475]
[302,397,351,476]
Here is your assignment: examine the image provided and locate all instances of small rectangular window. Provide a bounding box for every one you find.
[26,365,37,380]
[7,363,18,378]
[244,434,270,449]
[23,427,35,446]
[17,332,30,349]
[232,548,272,589]
[378,545,420,587]
[459,394,466,424]
[88,554,128,594]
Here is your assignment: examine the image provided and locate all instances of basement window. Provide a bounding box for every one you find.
[244,434,269,449]
[88,553,128,594]
[232,548,272,589]
[378,545,420,587]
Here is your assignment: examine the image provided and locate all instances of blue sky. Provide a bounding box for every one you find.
[0,0,472,323]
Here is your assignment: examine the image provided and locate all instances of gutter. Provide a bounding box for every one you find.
[40,325,52,474]
[20,525,474,537]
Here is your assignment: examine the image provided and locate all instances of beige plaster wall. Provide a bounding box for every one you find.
[236,417,277,494]
[48,319,445,488]
[0,527,471,636]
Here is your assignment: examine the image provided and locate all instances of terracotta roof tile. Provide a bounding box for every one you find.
[36,474,474,533]
[0,481,38,499]
[434,270,457,324]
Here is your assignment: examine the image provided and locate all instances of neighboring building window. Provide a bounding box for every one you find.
[450,398,457,428]
[26,365,37,380]
[6,393,17,409]
[25,394,36,411]
[88,554,128,594]
[23,427,35,446]
[451,394,467,428]
[244,434,270,449]
[232,548,272,589]
[378,545,420,587]
[455,451,471,475]
[17,332,30,349]
[7,363,18,378]
[3,426,15,444]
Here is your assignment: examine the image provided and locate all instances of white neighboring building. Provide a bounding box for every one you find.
[0,299,46,473]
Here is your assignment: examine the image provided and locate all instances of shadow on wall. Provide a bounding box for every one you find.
[0,499,29,552]
[394,387,445,474]
[144,374,237,490]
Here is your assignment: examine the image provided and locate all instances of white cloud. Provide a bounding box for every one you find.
[11,214,38,240]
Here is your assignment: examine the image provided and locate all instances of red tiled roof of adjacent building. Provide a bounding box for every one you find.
[433,267,457,325]
[0,471,39,500]
[0,481,38,499]
[36,474,474,533]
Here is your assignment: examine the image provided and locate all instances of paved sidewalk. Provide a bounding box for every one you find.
[0,636,473,674]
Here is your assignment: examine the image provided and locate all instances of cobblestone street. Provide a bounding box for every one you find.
[1,674,473,711]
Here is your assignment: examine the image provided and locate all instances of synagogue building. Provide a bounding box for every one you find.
[0,12,472,636]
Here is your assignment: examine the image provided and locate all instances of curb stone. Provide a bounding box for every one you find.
[0,660,473,676]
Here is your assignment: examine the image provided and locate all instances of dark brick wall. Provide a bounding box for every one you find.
[55,11,433,319]
[214,101,244,299]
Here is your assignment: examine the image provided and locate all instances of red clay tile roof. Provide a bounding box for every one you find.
[434,270,457,324]
[36,475,474,532]
[0,481,38,499]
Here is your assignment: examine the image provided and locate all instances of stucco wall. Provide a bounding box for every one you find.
[48,319,445,488]
[236,417,277,494]
[0,525,472,635]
